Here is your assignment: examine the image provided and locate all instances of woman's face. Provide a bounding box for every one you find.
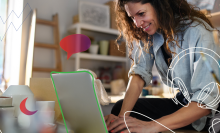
[124,2,159,35]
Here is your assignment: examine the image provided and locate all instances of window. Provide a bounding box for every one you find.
[0,0,8,85]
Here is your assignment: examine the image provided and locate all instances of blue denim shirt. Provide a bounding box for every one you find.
[128,17,220,131]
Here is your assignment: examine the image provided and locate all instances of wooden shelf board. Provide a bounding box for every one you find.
[36,19,56,26]
[103,83,111,88]
[68,23,119,35]
[33,67,58,72]
[70,53,127,62]
[35,42,58,49]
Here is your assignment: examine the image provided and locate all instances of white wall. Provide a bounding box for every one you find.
[19,0,113,85]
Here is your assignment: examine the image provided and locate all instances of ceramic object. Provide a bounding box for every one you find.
[36,101,55,111]
[89,44,99,54]
[110,79,126,95]
[36,111,55,123]
[0,106,14,116]
[0,96,12,106]
[99,40,109,55]
[2,85,36,117]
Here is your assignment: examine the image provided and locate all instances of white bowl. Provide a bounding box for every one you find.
[0,96,12,106]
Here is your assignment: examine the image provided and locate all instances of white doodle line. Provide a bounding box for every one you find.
[209,118,220,133]
[122,47,220,133]
[167,47,220,133]
[124,111,175,133]
[0,3,32,41]
[167,48,220,108]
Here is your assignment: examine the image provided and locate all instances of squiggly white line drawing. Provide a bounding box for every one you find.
[166,47,220,133]
[124,111,175,133]
[123,47,220,133]
[208,118,220,133]
[0,3,32,41]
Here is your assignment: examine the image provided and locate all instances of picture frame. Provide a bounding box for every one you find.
[79,1,110,28]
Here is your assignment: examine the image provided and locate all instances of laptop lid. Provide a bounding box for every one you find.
[51,71,108,133]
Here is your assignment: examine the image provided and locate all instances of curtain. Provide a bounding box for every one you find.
[0,0,8,86]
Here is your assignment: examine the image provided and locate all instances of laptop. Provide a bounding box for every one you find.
[51,71,108,133]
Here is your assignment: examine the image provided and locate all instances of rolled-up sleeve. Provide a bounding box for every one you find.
[128,40,155,87]
[181,22,220,114]
[180,23,220,131]
[190,37,220,116]
[190,47,220,115]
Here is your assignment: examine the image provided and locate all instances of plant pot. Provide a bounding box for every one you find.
[89,44,99,54]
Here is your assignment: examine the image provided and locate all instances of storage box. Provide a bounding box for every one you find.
[109,40,126,57]
[105,1,117,29]
[29,78,61,121]
[73,14,79,24]
[200,9,210,15]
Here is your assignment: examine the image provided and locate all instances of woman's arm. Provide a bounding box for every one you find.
[105,74,145,127]
[108,101,211,133]
[153,102,211,132]
[118,74,145,116]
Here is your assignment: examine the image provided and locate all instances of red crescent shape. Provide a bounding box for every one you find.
[20,97,38,115]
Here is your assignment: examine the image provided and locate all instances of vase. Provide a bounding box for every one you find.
[2,85,36,128]
[99,40,109,55]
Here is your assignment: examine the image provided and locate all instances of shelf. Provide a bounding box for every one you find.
[103,83,111,88]
[67,13,220,35]
[68,23,120,35]
[70,53,127,62]
[206,12,220,27]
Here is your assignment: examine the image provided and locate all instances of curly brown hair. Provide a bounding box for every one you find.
[115,0,217,68]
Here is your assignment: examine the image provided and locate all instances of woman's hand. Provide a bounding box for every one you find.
[108,116,157,133]
[105,114,119,127]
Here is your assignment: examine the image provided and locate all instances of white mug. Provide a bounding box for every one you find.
[36,111,55,124]
[36,101,55,111]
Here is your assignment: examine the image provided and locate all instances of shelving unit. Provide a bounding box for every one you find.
[67,23,129,90]
[66,11,220,71]
[70,53,127,62]
[68,23,120,35]
[103,83,111,88]
[66,12,220,91]
[67,23,129,71]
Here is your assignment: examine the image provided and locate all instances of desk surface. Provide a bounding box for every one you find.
[162,130,208,133]
[109,92,167,103]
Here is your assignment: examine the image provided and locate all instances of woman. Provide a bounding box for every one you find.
[105,0,220,133]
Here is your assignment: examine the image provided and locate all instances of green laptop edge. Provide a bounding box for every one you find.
[50,71,108,133]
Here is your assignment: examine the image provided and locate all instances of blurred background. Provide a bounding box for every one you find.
[0,0,220,133]
[0,0,220,99]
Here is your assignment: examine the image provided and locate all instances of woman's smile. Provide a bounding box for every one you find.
[124,2,159,35]
[143,23,151,31]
